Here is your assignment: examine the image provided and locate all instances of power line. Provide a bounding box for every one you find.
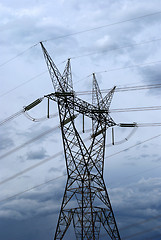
[0,114,161,163]
[76,83,161,95]
[0,60,65,99]
[0,125,60,161]
[1,58,161,100]
[123,224,161,239]
[110,105,161,113]
[0,109,24,126]
[105,133,161,159]
[0,152,63,186]
[73,59,161,85]
[1,171,161,240]
[115,83,161,92]
[0,43,39,68]
[110,162,161,190]
[95,59,161,75]
[0,132,160,199]
[1,102,161,130]
[1,10,161,69]
[120,213,161,231]
[0,107,58,127]
[0,174,66,203]
[71,37,161,60]
[137,122,161,127]
[42,10,161,43]
[0,70,47,98]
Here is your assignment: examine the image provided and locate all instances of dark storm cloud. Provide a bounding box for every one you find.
[109,177,161,239]
[111,177,161,219]
[1,176,161,239]
[0,214,56,240]
[0,178,65,220]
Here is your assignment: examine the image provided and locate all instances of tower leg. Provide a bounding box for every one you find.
[54,179,74,240]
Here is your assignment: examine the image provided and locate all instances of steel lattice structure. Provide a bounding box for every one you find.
[40,42,121,240]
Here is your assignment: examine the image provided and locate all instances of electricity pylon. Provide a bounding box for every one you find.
[40,42,121,240]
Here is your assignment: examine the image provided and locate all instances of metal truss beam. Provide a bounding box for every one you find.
[40,42,121,240]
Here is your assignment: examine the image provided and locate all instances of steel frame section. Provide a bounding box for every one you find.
[40,42,121,240]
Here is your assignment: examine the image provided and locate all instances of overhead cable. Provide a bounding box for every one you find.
[0,70,47,98]
[0,43,39,68]
[0,151,63,186]
[0,131,160,188]
[42,10,161,43]
[0,125,60,161]
[0,174,66,203]
[1,61,161,99]
[1,10,161,69]
[0,110,24,127]
[110,105,161,113]
[71,37,161,60]
[76,83,161,95]
[95,59,161,75]
[120,213,161,231]
[123,224,161,239]
[105,133,161,159]
[0,129,160,202]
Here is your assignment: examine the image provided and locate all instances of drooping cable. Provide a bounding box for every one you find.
[0,109,24,127]
[23,111,58,122]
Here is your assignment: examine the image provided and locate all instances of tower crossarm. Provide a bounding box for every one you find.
[44,93,116,127]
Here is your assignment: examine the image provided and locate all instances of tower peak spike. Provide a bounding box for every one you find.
[40,42,73,92]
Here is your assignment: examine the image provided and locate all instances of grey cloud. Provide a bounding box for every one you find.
[0,3,78,60]
[0,135,14,151]
[0,178,65,220]
[153,157,161,162]
[110,177,161,218]
[109,177,161,239]
[139,65,161,95]
[26,147,48,160]
[49,167,60,172]
[0,175,161,239]
[16,125,58,145]
[0,127,14,151]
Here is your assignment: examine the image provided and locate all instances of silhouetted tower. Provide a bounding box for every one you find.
[40,42,121,240]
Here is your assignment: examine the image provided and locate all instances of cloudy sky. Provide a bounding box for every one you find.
[0,0,161,239]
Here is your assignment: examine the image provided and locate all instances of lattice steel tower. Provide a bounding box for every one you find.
[40,42,121,240]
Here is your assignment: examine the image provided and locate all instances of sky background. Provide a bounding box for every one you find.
[0,0,161,239]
